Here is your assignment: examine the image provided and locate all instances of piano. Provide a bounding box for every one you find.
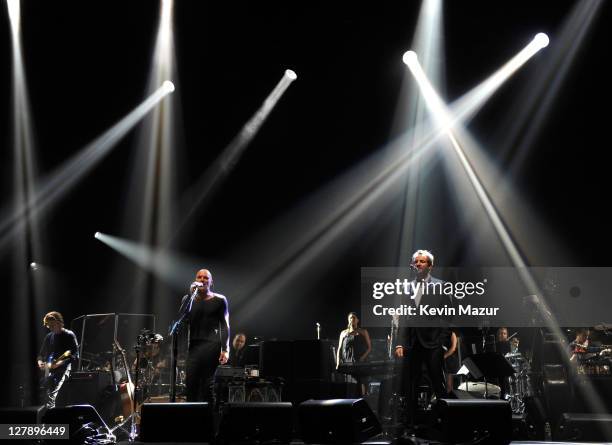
[337,360,402,377]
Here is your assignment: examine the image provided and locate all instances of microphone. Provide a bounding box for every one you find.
[190,281,203,293]
[186,282,204,313]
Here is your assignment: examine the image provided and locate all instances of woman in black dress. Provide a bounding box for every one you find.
[336,312,372,394]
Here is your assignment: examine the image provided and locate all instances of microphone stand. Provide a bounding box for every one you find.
[169,289,198,402]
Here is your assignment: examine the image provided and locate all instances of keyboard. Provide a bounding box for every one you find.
[337,360,401,377]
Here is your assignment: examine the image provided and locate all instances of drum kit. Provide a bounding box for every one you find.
[460,335,533,414]
[503,341,533,414]
[80,329,188,439]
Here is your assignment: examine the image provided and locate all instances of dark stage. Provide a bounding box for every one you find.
[1,0,612,443]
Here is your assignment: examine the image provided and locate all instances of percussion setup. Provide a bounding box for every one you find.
[574,345,612,376]
[73,326,185,439]
[79,330,179,396]
[503,350,533,414]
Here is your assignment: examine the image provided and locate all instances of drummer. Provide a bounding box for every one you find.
[131,338,168,383]
[569,328,599,362]
[496,327,511,355]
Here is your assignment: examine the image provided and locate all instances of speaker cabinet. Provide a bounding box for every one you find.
[42,404,110,444]
[298,398,381,444]
[42,404,107,428]
[58,371,113,404]
[556,413,612,442]
[434,399,512,444]
[0,405,46,424]
[139,402,213,442]
[218,402,294,444]
[56,371,116,422]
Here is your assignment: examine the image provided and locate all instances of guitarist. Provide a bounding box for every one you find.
[36,311,79,408]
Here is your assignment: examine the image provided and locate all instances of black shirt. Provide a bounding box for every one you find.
[37,328,79,366]
[187,294,229,351]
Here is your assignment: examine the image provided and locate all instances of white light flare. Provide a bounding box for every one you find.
[451,32,550,124]
[533,32,550,49]
[285,69,298,81]
[404,43,571,389]
[0,83,175,254]
[402,50,453,130]
[6,0,21,36]
[174,69,298,239]
[162,80,175,94]
[404,33,551,138]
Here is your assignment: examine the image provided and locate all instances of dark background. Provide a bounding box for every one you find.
[1,0,610,401]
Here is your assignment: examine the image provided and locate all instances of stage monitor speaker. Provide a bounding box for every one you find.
[434,399,512,444]
[217,402,293,444]
[42,404,107,428]
[298,398,381,444]
[139,402,213,443]
[291,379,332,404]
[42,404,110,444]
[0,405,46,424]
[556,413,612,442]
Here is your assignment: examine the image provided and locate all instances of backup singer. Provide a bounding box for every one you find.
[36,311,79,408]
[336,312,372,395]
[183,269,230,402]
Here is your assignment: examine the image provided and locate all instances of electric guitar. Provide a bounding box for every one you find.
[42,350,72,379]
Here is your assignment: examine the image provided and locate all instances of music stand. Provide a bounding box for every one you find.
[462,353,515,398]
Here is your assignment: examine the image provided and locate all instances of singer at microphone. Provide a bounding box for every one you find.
[190,281,204,295]
[180,268,231,404]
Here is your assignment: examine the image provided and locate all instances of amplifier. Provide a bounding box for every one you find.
[57,371,115,421]
[556,413,612,441]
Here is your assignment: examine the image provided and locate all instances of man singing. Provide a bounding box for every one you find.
[394,250,451,427]
[183,269,230,402]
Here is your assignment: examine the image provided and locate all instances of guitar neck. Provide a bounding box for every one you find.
[115,341,133,385]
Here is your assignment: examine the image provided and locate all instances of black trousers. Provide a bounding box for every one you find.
[400,342,446,424]
[186,340,220,402]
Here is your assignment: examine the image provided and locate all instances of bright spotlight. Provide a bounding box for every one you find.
[94,232,101,239]
[285,69,297,81]
[30,262,38,270]
[162,80,175,93]
[533,32,550,49]
[402,50,418,67]
[6,0,20,31]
